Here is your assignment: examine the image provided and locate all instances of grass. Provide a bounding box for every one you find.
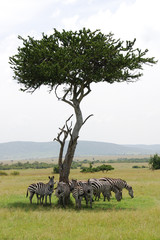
[0,163,160,239]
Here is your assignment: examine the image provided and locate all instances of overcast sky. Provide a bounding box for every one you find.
[0,0,160,144]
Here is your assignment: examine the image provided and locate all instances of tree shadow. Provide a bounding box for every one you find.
[4,198,137,212]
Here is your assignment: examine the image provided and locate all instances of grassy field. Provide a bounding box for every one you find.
[0,162,160,240]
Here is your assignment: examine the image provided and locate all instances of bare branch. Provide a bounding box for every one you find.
[54,85,61,100]
[62,86,74,107]
[53,115,74,167]
[83,114,94,125]
[77,82,91,103]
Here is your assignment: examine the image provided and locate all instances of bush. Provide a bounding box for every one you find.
[80,164,114,173]
[0,171,8,176]
[53,166,59,174]
[149,154,160,170]
[10,171,20,176]
[132,165,140,168]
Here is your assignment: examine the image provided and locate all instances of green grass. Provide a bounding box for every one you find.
[0,165,160,239]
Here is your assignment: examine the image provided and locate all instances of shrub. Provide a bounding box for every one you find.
[53,166,59,174]
[80,164,114,173]
[149,154,160,170]
[132,166,140,168]
[0,171,8,176]
[10,171,20,176]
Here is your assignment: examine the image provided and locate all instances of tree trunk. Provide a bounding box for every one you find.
[59,102,83,183]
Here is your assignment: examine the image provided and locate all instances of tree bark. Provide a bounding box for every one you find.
[59,102,83,183]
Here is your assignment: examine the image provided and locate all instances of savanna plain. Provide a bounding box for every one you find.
[0,160,160,240]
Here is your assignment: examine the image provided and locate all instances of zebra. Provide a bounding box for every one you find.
[77,179,93,208]
[26,183,40,204]
[70,179,84,209]
[99,177,134,198]
[89,178,103,201]
[26,176,56,205]
[55,181,70,207]
[90,178,122,202]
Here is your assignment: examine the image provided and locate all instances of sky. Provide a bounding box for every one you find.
[0,0,160,144]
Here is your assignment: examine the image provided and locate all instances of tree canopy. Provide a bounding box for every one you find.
[149,154,160,170]
[9,28,157,95]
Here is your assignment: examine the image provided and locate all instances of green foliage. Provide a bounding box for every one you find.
[149,154,160,170]
[53,165,59,174]
[108,158,149,163]
[132,165,148,169]
[0,161,56,170]
[71,161,82,169]
[0,170,8,176]
[0,160,86,171]
[9,28,157,93]
[80,164,114,173]
[10,171,20,176]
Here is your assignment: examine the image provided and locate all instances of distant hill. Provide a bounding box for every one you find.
[0,141,160,161]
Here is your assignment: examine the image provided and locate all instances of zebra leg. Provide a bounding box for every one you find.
[107,194,110,201]
[78,197,82,209]
[98,192,101,201]
[49,194,52,205]
[40,195,44,204]
[29,192,35,204]
[75,199,79,208]
[45,195,47,205]
[103,194,106,201]
[62,196,66,208]
[85,195,88,207]
[36,193,40,204]
[89,197,92,208]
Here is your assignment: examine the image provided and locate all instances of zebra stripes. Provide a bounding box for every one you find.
[77,179,93,208]
[89,178,103,201]
[26,176,56,205]
[26,176,133,208]
[71,179,84,209]
[55,182,70,207]
[90,178,122,202]
[26,183,40,204]
[99,177,134,198]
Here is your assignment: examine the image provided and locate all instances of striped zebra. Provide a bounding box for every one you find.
[55,182,70,207]
[70,179,84,209]
[90,178,122,202]
[99,177,134,198]
[77,179,93,208]
[90,178,103,201]
[26,176,56,205]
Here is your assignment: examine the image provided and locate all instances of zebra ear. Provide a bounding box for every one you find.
[48,176,51,179]
[88,179,91,185]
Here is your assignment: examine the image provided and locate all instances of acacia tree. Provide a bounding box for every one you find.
[9,28,157,182]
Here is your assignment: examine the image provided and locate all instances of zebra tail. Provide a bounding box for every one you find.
[26,189,28,198]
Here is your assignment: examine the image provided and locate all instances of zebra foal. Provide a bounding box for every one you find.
[26,176,56,205]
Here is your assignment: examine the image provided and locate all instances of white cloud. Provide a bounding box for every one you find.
[62,15,80,30]
[62,0,78,4]
[51,9,61,18]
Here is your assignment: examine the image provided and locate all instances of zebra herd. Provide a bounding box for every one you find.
[26,176,134,208]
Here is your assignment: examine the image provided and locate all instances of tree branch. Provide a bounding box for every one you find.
[83,114,94,125]
[53,115,73,167]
